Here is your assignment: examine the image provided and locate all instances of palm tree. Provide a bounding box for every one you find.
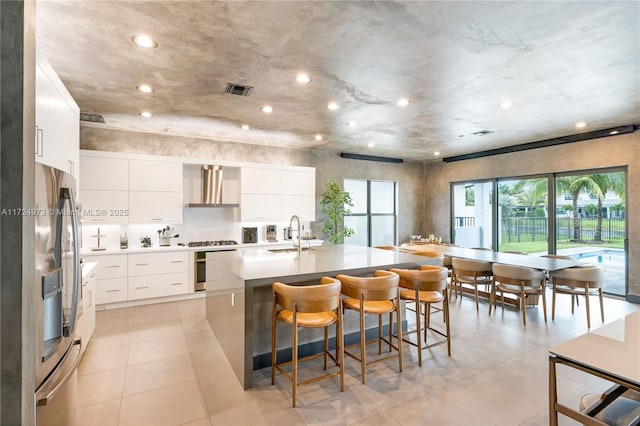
[556,176,601,241]
[589,172,624,241]
[513,178,547,217]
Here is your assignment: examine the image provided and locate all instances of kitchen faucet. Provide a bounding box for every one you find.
[289,214,301,255]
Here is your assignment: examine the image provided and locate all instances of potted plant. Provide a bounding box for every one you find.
[320,180,355,244]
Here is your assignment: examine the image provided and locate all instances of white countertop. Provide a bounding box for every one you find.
[206,244,438,283]
[550,310,640,385]
[80,240,322,256]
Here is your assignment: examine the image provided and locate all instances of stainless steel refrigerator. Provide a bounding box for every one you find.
[34,163,82,425]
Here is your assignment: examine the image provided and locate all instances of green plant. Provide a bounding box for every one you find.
[320,181,354,244]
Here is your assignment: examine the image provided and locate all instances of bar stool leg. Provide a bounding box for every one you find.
[323,326,328,370]
[444,291,451,356]
[271,303,277,385]
[599,288,605,322]
[360,306,366,384]
[415,296,422,367]
[584,286,591,329]
[292,315,298,407]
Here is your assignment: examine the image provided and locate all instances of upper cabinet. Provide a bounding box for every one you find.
[35,55,80,178]
[79,152,183,224]
[240,165,316,221]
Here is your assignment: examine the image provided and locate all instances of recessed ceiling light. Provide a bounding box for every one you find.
[367,142,375,148]
[575,121,587,129]
[240,124,250,130]
[397,98,409,107]
[296,73,311,84]
[136,84,154,93]
[346,121,357,127]
[261,105,273,113]
[314,134,323,141]
[500,100,513,109]
[434,151,440,156]
[131,34,158,48]
[139,111,153,118]
[610,130,619,135]
[327,102,339,110]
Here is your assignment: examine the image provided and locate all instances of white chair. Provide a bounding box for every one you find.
[549,265,605,328]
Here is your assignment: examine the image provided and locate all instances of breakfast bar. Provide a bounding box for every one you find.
[205,244,433,389]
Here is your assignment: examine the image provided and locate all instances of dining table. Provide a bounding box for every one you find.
[400,244,580,307]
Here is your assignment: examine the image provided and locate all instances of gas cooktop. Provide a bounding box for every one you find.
[187,240,239,247]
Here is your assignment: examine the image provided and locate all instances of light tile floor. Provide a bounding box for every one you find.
[70,292,638,425]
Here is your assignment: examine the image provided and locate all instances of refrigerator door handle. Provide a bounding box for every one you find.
[55,187,81,337]
[35,338,82,406]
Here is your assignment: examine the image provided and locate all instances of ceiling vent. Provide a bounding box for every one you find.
[471,130,494,136]
[224,83,253,96]
[80,113,105,123]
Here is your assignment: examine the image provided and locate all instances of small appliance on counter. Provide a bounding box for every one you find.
[120,233,128,249]
[282,226,292,240]
[140,234,152,247]
[242,227,258,243]
[265,224,278,242]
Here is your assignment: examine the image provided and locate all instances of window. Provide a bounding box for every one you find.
[344,179,397,247]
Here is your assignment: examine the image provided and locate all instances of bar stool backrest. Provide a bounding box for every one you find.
[337,270,399,301]
[273,277,342,313]
[390,265,448,292]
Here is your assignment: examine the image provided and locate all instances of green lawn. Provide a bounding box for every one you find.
[499,240,624,254]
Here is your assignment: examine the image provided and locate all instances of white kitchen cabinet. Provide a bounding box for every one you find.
[93,254,128,304]
[79,190,129,223]
[240,167,281,194]
[281,169,315,195]
[129,160,183,192]
[80,157,128,190]
[127,251,189,300]
[240,194,282,221]
[79,263,96,345]
[128,252,188,276]
[129,191,183,223]
[35,56,80,177]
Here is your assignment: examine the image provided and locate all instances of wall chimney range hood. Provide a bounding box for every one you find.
[187,165,239,208]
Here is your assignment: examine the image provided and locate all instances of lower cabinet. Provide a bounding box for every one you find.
[78,263,97,346]
[91,251,189,305]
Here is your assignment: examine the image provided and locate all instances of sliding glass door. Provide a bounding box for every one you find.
[344,179,397,246]
[497,177,549,254]
[452,181,493,249]
[554,169,627,296]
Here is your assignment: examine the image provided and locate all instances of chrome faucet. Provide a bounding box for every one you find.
[289,214,301,254]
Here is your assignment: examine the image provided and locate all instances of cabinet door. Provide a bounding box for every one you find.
[81,271,96,343]
[129,160,182,192]
[128,272,188,300]
[35,63,61,169]
[240,194,281,221]
[240,167,281,194]
[128,191,183,223]
[95,277,128,304]
[281,195,316,222]
[80,157,128,190]
[80,190,129,223]
[281,169,315,195]
[128,252,188,277]
[93,254,128,278]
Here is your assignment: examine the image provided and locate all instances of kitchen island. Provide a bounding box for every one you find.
[205,244,435,389]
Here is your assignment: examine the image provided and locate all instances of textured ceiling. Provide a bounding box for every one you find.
[36,1,640,162]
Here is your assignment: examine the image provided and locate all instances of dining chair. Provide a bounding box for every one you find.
[490,263,547,326]
[271,277,344,407]
[549,265,605,328]
[450,258,493,311]
[390,265,451,366]
[337,270,402,384]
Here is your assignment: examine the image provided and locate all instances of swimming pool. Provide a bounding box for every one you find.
[573,249,625,265]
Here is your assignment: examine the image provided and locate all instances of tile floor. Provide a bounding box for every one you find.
[70,291,638,425]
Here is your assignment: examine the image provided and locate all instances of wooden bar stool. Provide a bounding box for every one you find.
[271,277,344,407]
[390,265,451,366]
[336,270,402,384]
[549,265,604,328]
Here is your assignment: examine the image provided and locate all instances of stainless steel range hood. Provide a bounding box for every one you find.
[187,165,239,208]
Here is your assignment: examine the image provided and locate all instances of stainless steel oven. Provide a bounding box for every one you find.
[189,240,239,291]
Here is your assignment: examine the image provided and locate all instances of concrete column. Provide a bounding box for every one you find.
[1,0,36,424]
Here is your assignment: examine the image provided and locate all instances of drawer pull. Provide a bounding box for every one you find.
[135,286,149,290]
[151,218,163,221]
[135,263,149,266]
[170,260,183,263]
[106,265,120,268]
[105,289,120,293]
[170,282,183,286]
